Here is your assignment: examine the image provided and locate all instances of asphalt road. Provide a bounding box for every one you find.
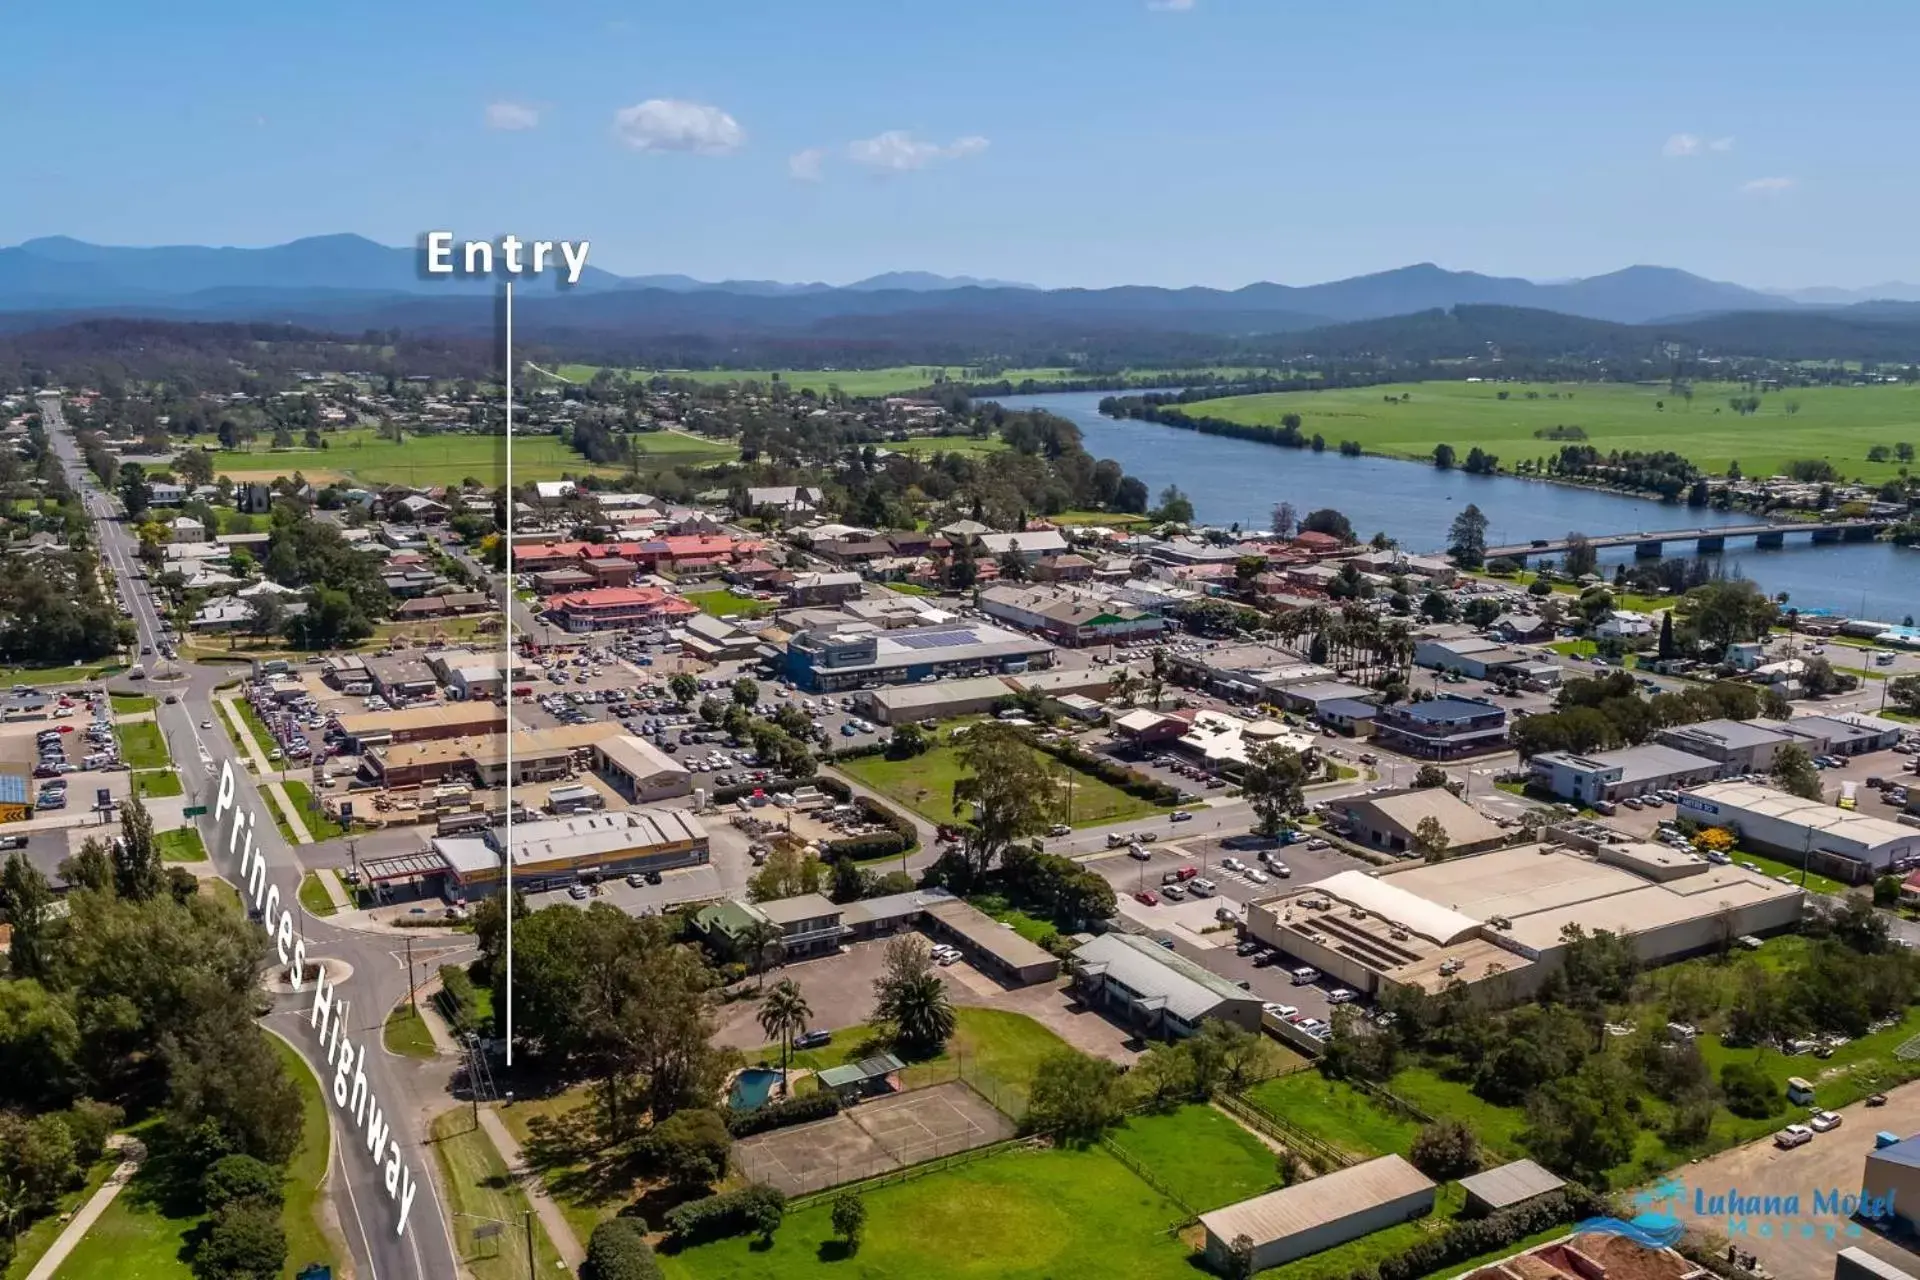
[48,403,462,1280]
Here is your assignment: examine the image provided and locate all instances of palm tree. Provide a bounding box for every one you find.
[876,968,957,1057]
[757,979,813,1096]
[740,919,786,989]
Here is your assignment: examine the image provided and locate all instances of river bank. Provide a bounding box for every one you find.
[989,389,1920,622]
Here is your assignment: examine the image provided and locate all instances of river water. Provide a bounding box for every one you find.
[987,390,1920,623]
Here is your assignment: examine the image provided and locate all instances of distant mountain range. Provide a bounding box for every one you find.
[6,234,1920,348]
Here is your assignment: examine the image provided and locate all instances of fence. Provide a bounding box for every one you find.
[1098,1136,1197,1220]
[730,1088,1023,1200]
[1216,1090,1354,1173]
[782,1137,1038,1212]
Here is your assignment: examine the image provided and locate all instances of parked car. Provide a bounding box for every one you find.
[1134,890,1159,906]
[1809,1110,1843,1133]
[1290,966,1320,985]
[1774,1124,1813,1149]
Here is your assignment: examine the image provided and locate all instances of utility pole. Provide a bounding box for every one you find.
[524,1210,535,1280]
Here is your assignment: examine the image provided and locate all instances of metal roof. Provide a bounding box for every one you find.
[816,1052,905,1089]
[1070,932,1257,1023]
[1200,1155,1435,1246]
[755,893,841,925]
[1457,1158,1565,1209]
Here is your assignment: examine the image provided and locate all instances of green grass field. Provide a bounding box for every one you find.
[1176,379,1920,481]
[50,1037,340,1280]
[282,779,336,836]
[383,1003,438,1059]
[681,588,772,620]
[658,1144,1194,1280]
[3,1153,118,1280]
[1242,1070,1423,1161]
[209,425,733,487]
[297,870,338,917]
[111,694,156,714]
[134,770,184,799]
[156,827,205,862]
[0,662,121,687]
[841,735,1171,829]
[1105,1103,1280,1212]
[429,1109,566,1280]
[114,720,170,770]
[886,434,1008,457]
[222,698,277,764]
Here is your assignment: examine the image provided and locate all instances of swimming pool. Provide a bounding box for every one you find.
[728,1067,781,1112]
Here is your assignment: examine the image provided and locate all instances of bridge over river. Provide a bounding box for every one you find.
[1485,519,1891,563]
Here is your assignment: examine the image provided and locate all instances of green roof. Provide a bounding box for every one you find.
[694,899,764,939]
[816,1052,905,1089]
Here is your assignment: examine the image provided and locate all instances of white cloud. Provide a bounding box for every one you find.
[1665,132,1735,158]
[1741,176,1796,195]
[1147,0,1196,9]
[788,147,826,182]
[846,131,989,173]
[485,101,540,131]
[613,99,745,154]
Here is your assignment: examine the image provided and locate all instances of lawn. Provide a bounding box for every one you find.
[1053,510,1154,528]
[221,698,276,764]
[1383,1066,1528,1159]
[1731,848,1848,895]
[1243,1070,1423,1161]
[1547,639,1640,668]
[134,770,184,799]
[384,1003,438,1059]
[681,588,772,620]
[114,720,170,770]
[1105,1103,1280,1212]
[282,779,335,835]
[887,434,1008,457]
[1174,379,1920,482]
[429,1109,567,1280]
[50,1037,341,1280]
[658,1144,1195,1280]
[0,662,121,687]
[156,827,206,862]
[3,1152,118,1280]
[298,870,338,917]
[209,425,735,488]
[111,694,156,714]
[840,735,1170,829]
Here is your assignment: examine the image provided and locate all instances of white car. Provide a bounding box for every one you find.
[1245,869,1269,885]
[1775,1124,1813,1149]
[1809,1110,1842,1133]
[1326,987,1357,1004]
[1221,857,1245,873]
[1262,1003,1299,1020]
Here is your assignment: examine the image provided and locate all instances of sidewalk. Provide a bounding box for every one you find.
[25,1136,145,1280]
[477,1107,585,1271]
[265,779,316,844]
[215,696,274,774]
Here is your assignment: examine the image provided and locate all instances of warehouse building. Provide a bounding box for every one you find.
[856,676,1016,726]
[783,620,1055,693]
[1331,788,1507,857]
[1070,932,1262,1038]
[1858,1136,1920,1237]
[1678,781,1920,876]
[362,807,709,898]
[977,584,1166,648]
[1457,1159,1565,1216]
[1200,1155,1436,1273]
[1528,743,1724,804]
[364,721,622,788]
[590,734,693,803]
[1779,713,1907,757]
[1247,841,1804,1003]
[1655,718,1793,773]
[1164,644,1336,700]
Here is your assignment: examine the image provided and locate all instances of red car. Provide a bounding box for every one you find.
[1134,890,1160,906]
[1175,865,1199,881]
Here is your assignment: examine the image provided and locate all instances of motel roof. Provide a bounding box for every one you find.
[1070,932,1256,1023]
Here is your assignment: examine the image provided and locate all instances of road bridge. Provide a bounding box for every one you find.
[1485,519,1890,563]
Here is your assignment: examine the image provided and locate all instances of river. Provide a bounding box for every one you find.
[987,390,1919,623]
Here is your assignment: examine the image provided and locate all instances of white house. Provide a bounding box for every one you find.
[1594,610,1656,640]
[168,515,207,544]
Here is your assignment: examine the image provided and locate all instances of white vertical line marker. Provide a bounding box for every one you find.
[504,280,514,1067]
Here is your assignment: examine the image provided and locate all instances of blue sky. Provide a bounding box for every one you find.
[6,0,1914,288]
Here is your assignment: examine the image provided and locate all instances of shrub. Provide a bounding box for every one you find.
[663,1184,788,1245]
[1408,1119,1481,1182]
[724,1090,840,1137]
[583,1218,661,1280]
[1345,1188,1605,1280]
[61,1099,123,1167]
[1028,738,1181,807]
[191,1202,286,1280]
[1719,1060,1780,1119]
[641,1108,731,1190]
[202,1154,285,1212]
[436,964,478,1028]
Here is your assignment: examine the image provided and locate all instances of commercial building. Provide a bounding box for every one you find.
[1655,718,1794,773]
[1069,932,1262,1038]
[694,892,848,960]
[364,722,622,789]
[334,702,506,750]
[1678,781,1920,876]
[1246,841,1804,1002]
[1274,681,1374,717]
[977,584,1166,648]
[1859,1137,1920,1237]
[1371,696,1508,760]
[674,613,768,663]
[545,586,700,633]
[0,772,32,822]
[1331,788,1507,857]
[1200,1155,1436,1273]
[590,734,693,804]
[362,653,440,701]
[783,620,1055,693]
[856,676,1015,726]
[1164,644,1337,701]
[1779,713,1907,757]
[1175,710,1319,774]
[784,571,863,607]
[1528,743,1724,804]
[362,807,709,898]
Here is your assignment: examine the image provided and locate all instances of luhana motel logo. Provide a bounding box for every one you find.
[1576,1174,1893,1246]
[214,760,420,1237]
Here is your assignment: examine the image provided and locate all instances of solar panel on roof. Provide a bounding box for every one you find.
[896,629,980,650]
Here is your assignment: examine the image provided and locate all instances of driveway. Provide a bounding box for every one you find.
[1669,1082,1920,1280]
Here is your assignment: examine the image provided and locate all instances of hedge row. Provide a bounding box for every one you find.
[1029,738,1182,807]
[435,964,478,1031]
[824,795,919,862]
[1338,1188,1606,1280]
[663,1184,787,1245]
[724,1089,840,1137]
[582,1218,661,1280]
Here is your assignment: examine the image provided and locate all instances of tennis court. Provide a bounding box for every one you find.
[733,1081,1016,1196]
